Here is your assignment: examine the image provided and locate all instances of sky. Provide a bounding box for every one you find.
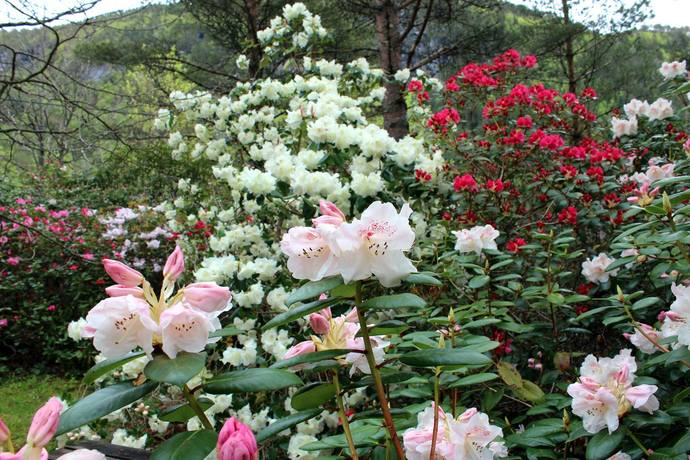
[1,0,689,28]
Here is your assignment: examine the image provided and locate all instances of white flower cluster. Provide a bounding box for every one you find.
[614,96,675,138]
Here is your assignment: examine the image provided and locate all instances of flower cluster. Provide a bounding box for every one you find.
[83,246,231,358]
[403,404,507,460]
[567,349,658,434]
[281,200,417,287]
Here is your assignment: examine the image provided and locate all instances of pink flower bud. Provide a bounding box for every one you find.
[0,417,9,445]
[183,282,232,313]
[105,285,144,298]
[283,341,316,360]
[312,200,346,228]
[216,417,258,460]
[26,397,62,449]
[309,312,330,334]
[56,449,107,460]
[163,246,185,281]
[102,259,143,287]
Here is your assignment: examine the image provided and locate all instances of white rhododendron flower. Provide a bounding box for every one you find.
[453,224,500,255]
[624,323,660,354]
[658,60,687,79]
[581,253,618,284]
[660,283,690,349]
[403,404,507,460]
[611,116,637,139]
[623,98,649,118]
[567,349,658,434]
[647,98,674,121]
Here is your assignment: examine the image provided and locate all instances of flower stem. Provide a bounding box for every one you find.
[183,384,214,430]
[429,367,441,460]
[354,281,405,459]
[332,371,359,460]
[625,427,648,455]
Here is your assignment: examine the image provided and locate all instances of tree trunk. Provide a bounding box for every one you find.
[561,0,577,94]
[244,0,263,78]
[375,0,408,139]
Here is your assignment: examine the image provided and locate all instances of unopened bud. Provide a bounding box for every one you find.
[662,192,672,214]
[616,285,625,303]
[448,307,456,324]
[554,352,571,372]
[563,409,571,431]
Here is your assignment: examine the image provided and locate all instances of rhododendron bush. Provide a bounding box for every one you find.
[3,3,690,460]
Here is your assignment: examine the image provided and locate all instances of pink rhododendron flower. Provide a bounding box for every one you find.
[581,253,618,284]
[217,417,258,460]
[567,349,659,434]
[660,283,690,349]
[105,285,145,298]
[283,340,316,360]
[623,323,661,354]
[453,224,500,255]
[158,302,219,359]
[403,404,507,459]
[280,226,338,281]
[85,296,155,358]
[331,201,417,287]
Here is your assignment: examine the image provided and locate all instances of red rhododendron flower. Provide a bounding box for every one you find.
[453,174,479,192]
[506,238,526,253]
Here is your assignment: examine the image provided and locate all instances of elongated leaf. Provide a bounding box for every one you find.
[399,348,491,367]
[83,351,146,384]
[469,275,490,289]
[57,382,157,435]
[404,272,442,286]
[271,349,351,369]
[291,383,336,410]
[256,409,322,442]
[586,428,624,460]
[159,399,214,422]
[362,293,426,310]
[151,429,217,460]
[287,277,344,305]
[447,373,499,388]
[209,327,240,338]
[144,352,206,387]
[263,297,341,330]
[205,368,302,394]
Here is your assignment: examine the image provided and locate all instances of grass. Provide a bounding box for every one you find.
[0,375,80,448]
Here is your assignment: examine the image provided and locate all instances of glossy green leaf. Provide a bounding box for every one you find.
[209,327,240,338]
[361,293,426,310]
[447,373,499,388]
[286,277,344,306]
[404,272,442,286]
[468,275,490,289]
[159,398,214,422]
[399,348,492,367]
[144,352,206,387]
[291,383,336,411]
[585,428,624,460]
[151,429,217,460]
[271,349,351,369]
[83,351,146,384]
[256,409,322,442]
[263,297,341,330]
[205,368,303,394]
[57,382,158,435]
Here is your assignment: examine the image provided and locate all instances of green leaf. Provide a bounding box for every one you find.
[399,348,492,367]
[209,327,240,338]
[291,383,336,411]
[367,320,410,335]
[361,293,426,310]
[144,352,206,387]
[585,428,624,460]
[463,318,501,329]
[271,349,351,369]
[632,297,661,311]
[547,293,565,305]
[404,272,442,286]
[286,277,344,305]
[57,382,158,435]
[447,373,498,388]
[159,398,214,422]
[469,275,491,289]
[256,409,322,442]
[263,297,341,330]
[331,283,357,298]
[151,429,217,460]
[515,380,545,402]
[83,351,146,384]
[205,368,303,394]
